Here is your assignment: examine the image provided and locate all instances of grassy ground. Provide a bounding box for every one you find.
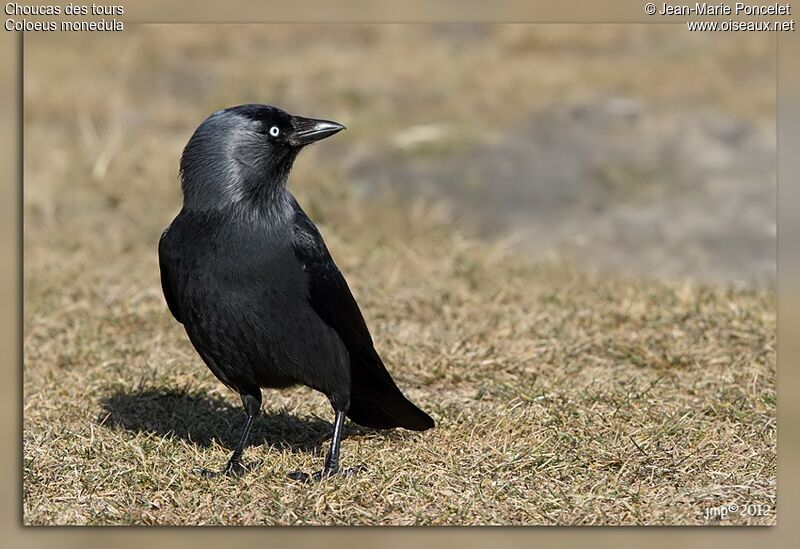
[23,25,776,525]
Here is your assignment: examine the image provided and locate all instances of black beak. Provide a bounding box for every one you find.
[289,116,345,146]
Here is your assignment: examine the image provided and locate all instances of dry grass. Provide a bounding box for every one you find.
[23,25,775,525]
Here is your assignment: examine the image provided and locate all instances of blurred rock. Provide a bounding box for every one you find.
[349,99,776,286]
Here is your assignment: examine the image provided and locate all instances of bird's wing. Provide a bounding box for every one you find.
[158,225,184,324]
[290,199,434,431]
[290,204,378,358]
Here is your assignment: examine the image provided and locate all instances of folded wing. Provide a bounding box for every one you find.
[290,198,434,431]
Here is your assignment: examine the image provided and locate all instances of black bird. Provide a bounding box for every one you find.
[158,104,434,480]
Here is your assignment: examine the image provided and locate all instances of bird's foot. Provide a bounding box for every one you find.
[288,463,365,483]
[193,458,262,479]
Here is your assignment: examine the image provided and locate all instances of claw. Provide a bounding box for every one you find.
[288,464,365,483]
[194,459,262,479]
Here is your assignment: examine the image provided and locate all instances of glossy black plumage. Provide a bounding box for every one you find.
[159,104,433,479]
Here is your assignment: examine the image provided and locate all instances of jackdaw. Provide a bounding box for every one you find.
[158,104,434,481]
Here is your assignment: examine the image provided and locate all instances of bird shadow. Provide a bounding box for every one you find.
[97,388,382,456]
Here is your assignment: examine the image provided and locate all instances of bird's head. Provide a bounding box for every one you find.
[179,104,345,211]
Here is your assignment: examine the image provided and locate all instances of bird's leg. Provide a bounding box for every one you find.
[322,409,346,475]
[221,412,255,476]
[196,392,261,478]
[289,409,365,482]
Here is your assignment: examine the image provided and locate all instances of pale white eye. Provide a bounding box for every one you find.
[269,126,280,137]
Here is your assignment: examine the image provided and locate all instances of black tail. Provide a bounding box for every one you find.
[347,350,434,431]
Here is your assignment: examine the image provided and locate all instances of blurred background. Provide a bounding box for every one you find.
[24,24,776,288]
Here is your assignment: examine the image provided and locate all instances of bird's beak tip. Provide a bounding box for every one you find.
[291,116,346,146]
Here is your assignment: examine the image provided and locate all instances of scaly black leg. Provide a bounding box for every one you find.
[289,409,364,482]
[196,392,261,478]
[322,410,346,475]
